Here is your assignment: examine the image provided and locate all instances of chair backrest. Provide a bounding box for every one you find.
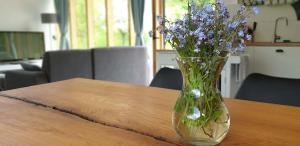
[236,73,300,107]
[150,67,183,90]
[92,47,148,85]
[43,50,93,82]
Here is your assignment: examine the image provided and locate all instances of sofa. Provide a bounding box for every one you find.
[5,47,148,90]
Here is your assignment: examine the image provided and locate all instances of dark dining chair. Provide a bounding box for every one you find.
[236,73,300,107]
[150,67,183,90]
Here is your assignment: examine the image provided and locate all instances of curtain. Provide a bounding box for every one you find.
[131,0,145,46]
[55,0,70,49]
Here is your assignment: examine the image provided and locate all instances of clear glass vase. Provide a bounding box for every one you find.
[172,56,230,146]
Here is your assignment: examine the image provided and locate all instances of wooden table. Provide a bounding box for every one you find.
[0,78,299,146]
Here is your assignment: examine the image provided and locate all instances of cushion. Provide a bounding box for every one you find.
[92,47,148,85]
[21,63,42,71]
[42,50,93,82]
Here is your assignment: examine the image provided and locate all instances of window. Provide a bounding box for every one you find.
[111,0,130,46]
[69,0,133,49]
[164,0,187,21]
[93,0,107,47]
[75,0,88,48]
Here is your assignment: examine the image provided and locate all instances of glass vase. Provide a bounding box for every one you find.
[172,56,230,146]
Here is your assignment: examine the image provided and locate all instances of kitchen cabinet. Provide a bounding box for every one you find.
[156,51,178,72]
[250,46,300,79]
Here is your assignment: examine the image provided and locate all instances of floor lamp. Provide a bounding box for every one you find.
[41,13,58,50]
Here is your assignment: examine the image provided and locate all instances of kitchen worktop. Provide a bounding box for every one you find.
[246,42,300,47]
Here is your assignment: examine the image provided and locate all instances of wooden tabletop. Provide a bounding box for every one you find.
[1,78,300,146]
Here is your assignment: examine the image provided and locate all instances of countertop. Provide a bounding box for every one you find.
[246,42,300,47]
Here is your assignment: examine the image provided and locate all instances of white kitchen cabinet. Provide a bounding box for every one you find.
[251,46,300,79]
[156,51,178,72]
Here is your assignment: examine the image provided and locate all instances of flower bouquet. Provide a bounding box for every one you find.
[152,0,258,145]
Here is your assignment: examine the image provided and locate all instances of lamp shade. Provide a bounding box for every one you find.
[41,13,58,24]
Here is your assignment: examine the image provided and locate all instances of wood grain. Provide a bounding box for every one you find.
[0,96,175,146]
[2,78,300,146]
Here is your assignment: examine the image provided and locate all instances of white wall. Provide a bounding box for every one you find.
[0,0,56,51]
[227,4,300,42]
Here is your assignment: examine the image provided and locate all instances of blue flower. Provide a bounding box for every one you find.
[238,30,244,37]
[228,21,239,30]
[239,42,246,49]
[187,107,201,120]
[239,5,246,14]
[156,26,164,34]
[253,7,260,15]
[246,34,252,40]
[191,89,201,99]
[148,31,153,37]
[178,35,186,48]
[208,30,214,38]
[165,34,173,41]
[199,32,206,40]
[175,19,183,25]
[218,30,223,36]
[240,18,247,24]
[216,0,224,4]
[156,16,164,25]
[207,39,214,45]
[204,5,214,13]
[206,18,214,25]
[219,8,229,19]
[226,42,233,50]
